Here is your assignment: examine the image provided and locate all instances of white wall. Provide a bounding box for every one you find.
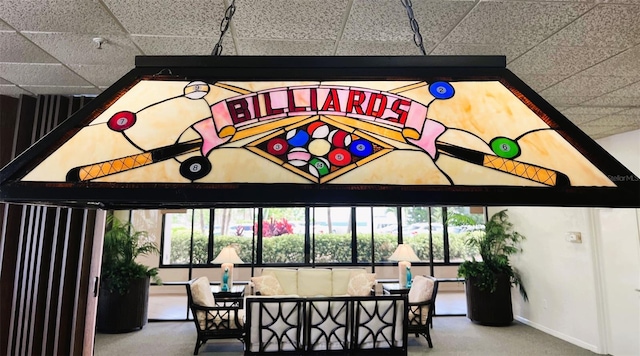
[502,128,640,354]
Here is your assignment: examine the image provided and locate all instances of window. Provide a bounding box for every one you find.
[162,209,210,265]
[159,205,485,267]
[447,206,485,263]
[261,208,304,264]
[312,207,353,263]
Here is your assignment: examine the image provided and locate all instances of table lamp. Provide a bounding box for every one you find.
[388,244,421,288]
[212,246,244,292]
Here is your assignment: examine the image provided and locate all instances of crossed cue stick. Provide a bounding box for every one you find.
[65,135,569,187]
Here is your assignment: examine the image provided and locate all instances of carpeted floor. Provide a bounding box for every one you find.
[94,317,597,356]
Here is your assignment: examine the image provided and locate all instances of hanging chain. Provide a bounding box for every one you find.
[211,0,236,56]
[400,0,427,55]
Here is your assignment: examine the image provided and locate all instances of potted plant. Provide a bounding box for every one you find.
[97,214,161,333]
[456,209,528,326]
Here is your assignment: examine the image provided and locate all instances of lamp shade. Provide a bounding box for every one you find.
[212,246,244,264]
[388,244,421,262]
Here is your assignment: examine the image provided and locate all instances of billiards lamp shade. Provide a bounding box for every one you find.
[388,244,421,288]
[212,246,244,292]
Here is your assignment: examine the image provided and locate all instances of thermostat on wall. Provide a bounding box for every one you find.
[566,232,582,243]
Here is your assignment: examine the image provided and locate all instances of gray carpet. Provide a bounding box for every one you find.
[94,317,597,356]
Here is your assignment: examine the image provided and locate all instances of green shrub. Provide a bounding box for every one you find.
[167,229,480,265]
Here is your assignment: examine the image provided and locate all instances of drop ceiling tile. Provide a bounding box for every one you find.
[132,35,225,55]
[102,0,224,37]
[507,45,624,76]
[540,75,639,97]
[515,73,566,92]
[581,81,640,106]
[565,114,605,125]
[0,85,33,97]
[238,39,334,56]
[0,32,58,63]
[618,107,640,116]
[0,77,11,84]
[232,0,348,40]
[582,96,640,107]
[596,125,640,138]
[0,63,91,86]
[545,3,640,48]
[68,64,133,87]
[0,19,13,31]
[580,45,640,77]
[603,80,640,97]
[589,114,640,126]
[23,32,141,66]
[579,123,619,135]
[444,1,593,45]
[21,86,100,95]
[0,0,124,34]
[561,106,627,116]
[342,0,474,42]
[540,95,594,106]
[430,43,530,63]
[336,40,430,56]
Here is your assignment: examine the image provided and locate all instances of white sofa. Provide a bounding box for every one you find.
[251,267,375,297]
[244,295,407,355]
[244,268,407,355]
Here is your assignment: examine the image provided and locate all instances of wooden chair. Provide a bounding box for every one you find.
[186,277,244,355]
[406,275,439,348]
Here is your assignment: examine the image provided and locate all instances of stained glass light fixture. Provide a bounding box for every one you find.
[0,56,638,208]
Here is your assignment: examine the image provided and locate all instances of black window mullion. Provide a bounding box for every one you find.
[370,207,375,271]
[159,213,167,267]
[396,207,403,244]
[350,207,357,264]
[442,207,450,264]
[208,209,214,263]
[256,208,263,265]
[307,207,312,265]
[428,207,435,276]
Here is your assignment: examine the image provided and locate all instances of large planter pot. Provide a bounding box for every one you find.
[97,276,150,333]
[465,273,513,326]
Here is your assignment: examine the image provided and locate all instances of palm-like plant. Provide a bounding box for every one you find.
[101,214,161,295]
[456,209,528,301]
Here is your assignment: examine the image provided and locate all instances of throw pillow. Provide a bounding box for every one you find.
[408,275,434,303]
[191,276,216,307]
[347,272,376,296]
[251,274,285,296]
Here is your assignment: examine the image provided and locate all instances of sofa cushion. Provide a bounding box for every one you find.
[332,268,365,295]
[408,275,434,303]
[252,274,285,296]
[190,276,216,329]
[191,276,216,307]
[347,272,376,296]
[408,275,434,325]
[297,268,333,297]
[261,268,299,295]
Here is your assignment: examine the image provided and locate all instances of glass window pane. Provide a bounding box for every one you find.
[431,207,445,263]
[162,209,210,265]
[312,207,353,263]
[261,208,305,264]
[213,208,255,263]
[401,207,430,261]
[356,207,372,263]
[447,206,485,263]
[373,207,398,263]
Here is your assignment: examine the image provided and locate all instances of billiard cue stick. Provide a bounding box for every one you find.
[65,139,202,182]
[435,142,570,187]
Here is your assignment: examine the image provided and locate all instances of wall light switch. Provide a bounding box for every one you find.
[566,232,582,243]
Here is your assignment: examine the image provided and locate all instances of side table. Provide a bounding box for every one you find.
[211,284,245,308]
[382,283,411,295]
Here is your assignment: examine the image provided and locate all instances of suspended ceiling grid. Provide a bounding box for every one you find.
[0,0,638,140]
